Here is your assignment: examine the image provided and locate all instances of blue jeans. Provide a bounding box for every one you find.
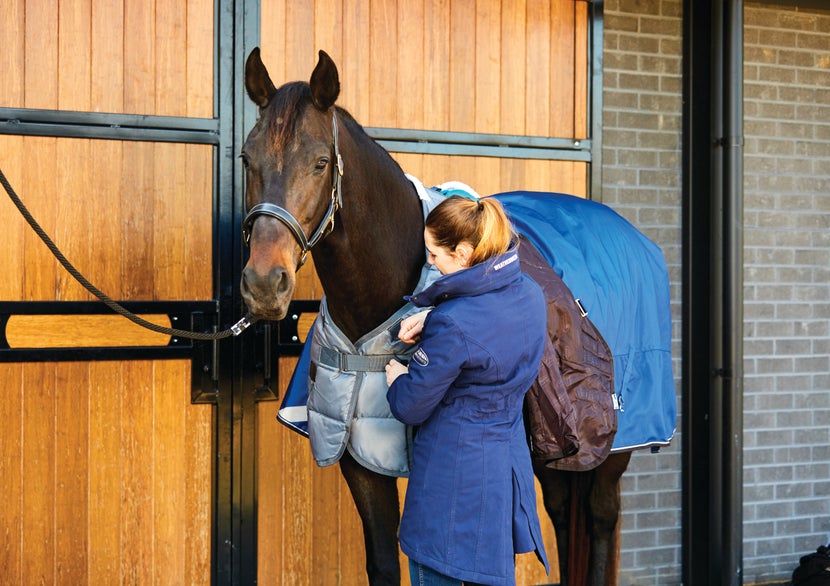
[408,560,487,586]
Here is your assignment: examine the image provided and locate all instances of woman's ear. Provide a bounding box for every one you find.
[454,242,474,267]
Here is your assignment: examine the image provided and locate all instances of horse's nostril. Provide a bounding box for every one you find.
[274,268,291,296]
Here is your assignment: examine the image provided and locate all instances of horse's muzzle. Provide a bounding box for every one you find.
[240,264,295,321]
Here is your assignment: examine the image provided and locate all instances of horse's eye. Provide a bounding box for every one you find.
[315,157,329,170]
[240,154,250,169]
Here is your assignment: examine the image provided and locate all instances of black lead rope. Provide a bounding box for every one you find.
[0,166,255,340]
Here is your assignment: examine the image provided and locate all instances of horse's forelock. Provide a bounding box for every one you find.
[265,82,314,171]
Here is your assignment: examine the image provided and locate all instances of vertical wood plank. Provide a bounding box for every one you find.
[260,0,286,85]
[21,363,56,584]
[0,136,25,299]
[124,0,155,115]
[474,0,500,133]
[55,362,90,584]
[22,137,57,301]
[523,158,555,193]
[500,157,527,194]
[89,361,123,585]
[474,0,501,190]
[0,363,23,584]
[551,0,576,138]
[186,0,214,119]
[91,0,124,113]
[525,0,551,137]
[368,0,398,126]
[449,0,476,132]
[423,0,451,130]
[341,0,371,120]
[285,0,315,81]
[501,0,527,135]
[184,145,214,299]
[314,0,343,63]
[282,427,313,582]
[153,142,188,300]
[24,0,59,110]
[311,455,345,584]
[121,361,154,585]
[121,142,155,299]
[185,396,212,585]
[153,360,187,584]
[56,138,93,301]
[397,0,425,129]
[58,0,91,112]
[0,0,24,108]
[257,400,284,584]
[90,140,125,296]
[156,0,187,118]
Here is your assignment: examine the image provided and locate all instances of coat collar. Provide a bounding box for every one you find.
[407,243,522,307]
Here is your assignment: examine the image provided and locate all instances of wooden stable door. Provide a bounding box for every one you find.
[255,1,591,584]
[0,1,215,583]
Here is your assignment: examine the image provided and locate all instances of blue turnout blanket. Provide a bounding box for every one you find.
[279,189,676,454]
[493,191,675,451]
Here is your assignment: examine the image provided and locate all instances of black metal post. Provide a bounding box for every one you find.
[682,0,744,584]
[213,0,262,584]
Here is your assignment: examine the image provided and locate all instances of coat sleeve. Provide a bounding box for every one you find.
[386,310,467,425]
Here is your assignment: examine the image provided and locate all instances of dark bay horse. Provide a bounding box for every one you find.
[241,48,634,586]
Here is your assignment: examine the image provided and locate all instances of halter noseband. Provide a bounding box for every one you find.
[242,111,344,269]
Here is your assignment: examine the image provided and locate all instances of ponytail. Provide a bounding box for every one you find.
[425,195,514,266]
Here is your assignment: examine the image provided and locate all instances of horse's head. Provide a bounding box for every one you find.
[240,48,342,321]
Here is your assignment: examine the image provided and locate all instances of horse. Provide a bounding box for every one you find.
[240,48,669,586]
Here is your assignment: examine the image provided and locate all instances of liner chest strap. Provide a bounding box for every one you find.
[316,346,396,372]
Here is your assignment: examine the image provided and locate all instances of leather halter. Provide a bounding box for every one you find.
[242,111,344,269]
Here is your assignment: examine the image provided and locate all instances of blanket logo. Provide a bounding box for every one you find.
[412,348,429,367]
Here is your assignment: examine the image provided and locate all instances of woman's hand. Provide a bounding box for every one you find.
[385,359,409,386]
[398,310,431,344]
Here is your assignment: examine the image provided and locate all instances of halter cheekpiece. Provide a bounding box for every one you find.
[242,111,344,269]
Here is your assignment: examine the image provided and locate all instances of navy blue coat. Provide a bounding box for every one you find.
[387,245,549,586]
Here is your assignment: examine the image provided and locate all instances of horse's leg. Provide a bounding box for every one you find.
[339,451,401,586]
[587,451,632,586]
[533,462,573,585]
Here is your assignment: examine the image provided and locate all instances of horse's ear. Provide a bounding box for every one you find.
[245,47,277,108]
[309,50,340,110]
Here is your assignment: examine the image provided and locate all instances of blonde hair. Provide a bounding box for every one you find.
[425,196,514,266]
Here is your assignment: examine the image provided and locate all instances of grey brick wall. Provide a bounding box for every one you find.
[743,2,830,582]
[602,1,829,584]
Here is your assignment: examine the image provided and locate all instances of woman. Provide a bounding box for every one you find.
[385,195,549,586]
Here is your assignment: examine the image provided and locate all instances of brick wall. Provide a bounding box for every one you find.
[602,1,829,584]
[742,2,830,582]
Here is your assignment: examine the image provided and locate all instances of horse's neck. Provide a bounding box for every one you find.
[314,133,425,343]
